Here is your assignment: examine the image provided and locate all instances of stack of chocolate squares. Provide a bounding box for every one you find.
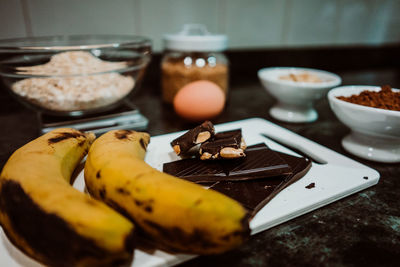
[164,121,312,218]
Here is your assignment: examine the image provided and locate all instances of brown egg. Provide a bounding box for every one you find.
[173,80,226,122]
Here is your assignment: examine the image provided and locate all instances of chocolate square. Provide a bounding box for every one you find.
[210,151,312,217]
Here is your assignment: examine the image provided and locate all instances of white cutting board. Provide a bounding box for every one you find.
[0,118,380,267]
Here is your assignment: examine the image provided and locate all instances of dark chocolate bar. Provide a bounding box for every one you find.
[210,151,312,217]
[225,145,291,177]
[170,121,215,156]
[163,158,225,181]
[163,143,292,183]
[199,129,246,160]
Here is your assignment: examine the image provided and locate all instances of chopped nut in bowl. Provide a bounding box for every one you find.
[0,35,151,116]
[279,72,323,83]
[258,67,341,123]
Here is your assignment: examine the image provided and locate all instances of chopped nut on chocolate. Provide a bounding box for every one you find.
[196,131,212,144]
[170,121,215,156]
[200,129,246,160]
[240,138,247,150]
[200,152,213,160]
[220,147,245,158]
[173,145,181,155]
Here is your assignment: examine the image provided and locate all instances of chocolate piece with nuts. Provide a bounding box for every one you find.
[163,143,292,183]
[170,121,215,156]
[199,129,246,160]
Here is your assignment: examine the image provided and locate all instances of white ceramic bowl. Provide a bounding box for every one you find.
[258,67,341,123]
[328,85,400,163]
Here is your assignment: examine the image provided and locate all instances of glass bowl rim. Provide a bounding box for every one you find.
[0,34,152,78]
[0,34,152,52]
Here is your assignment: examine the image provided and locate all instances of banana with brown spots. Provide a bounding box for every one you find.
[84,129,250,254]
[0,128,135,267]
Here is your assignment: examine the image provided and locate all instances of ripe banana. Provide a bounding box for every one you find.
[0,128,135,267]
[84,129,250,254]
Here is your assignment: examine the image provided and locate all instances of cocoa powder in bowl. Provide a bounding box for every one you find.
[337,85,400,111]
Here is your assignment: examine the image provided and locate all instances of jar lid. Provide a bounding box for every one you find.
[163,24,227,52]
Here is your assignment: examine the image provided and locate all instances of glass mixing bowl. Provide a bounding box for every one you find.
[0,35,152,116]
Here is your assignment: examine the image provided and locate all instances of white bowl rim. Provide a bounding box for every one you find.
[258,66,341,88]
[328,85,400,117]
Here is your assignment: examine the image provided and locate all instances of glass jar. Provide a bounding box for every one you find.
[161,24,229,104]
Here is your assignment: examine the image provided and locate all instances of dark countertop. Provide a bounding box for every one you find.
[1,58,400,266]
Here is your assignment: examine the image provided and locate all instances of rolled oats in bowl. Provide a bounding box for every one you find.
[12,51,135,111]
[0,35,152,116]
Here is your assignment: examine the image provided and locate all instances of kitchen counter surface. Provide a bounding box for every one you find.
[1,66,399,266]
